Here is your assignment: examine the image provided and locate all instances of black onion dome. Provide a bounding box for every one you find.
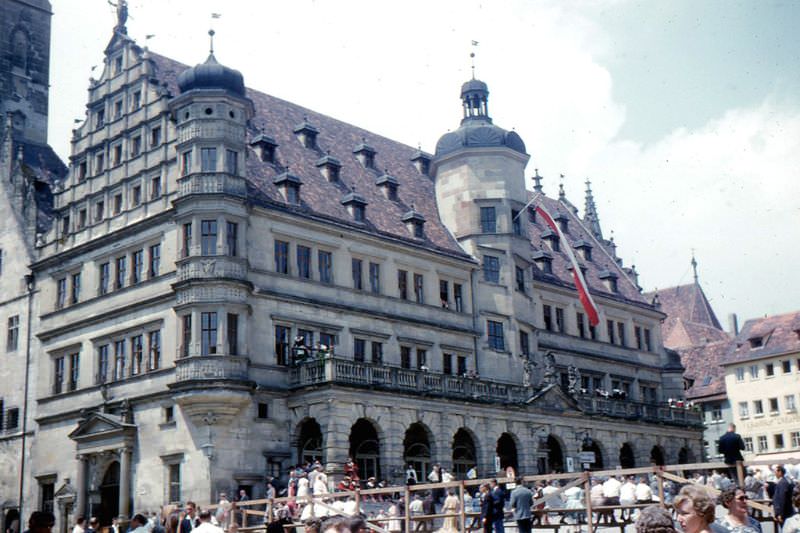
[177,54,245,97]
[461,78,489,96]
[435,123,526,157]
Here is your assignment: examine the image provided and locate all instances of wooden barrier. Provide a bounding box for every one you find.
[200,456,799,533]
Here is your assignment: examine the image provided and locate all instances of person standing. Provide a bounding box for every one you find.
[178,502,197,533]
[406,465,418,485]
[479,484,495,533]
[773,466,796,530]
[509,479,533,533]
[71,518,85,533]
[490,479,506,533]
[718,424,746,480]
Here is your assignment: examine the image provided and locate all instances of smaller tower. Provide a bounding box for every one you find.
[583,179,603,240]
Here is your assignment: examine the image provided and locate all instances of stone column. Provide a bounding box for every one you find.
[75,454,88,519]
[118,446,132,520]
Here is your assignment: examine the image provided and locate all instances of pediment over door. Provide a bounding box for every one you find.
[68,412,137,452]
[525,383,582,413]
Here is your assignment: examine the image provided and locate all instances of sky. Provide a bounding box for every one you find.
[47,0,800,327]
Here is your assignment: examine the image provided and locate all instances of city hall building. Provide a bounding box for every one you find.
[0,2,702,531]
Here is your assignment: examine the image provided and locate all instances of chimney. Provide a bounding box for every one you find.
[728,313,739,335]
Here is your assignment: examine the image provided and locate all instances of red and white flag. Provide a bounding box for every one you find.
[535,204,600,327]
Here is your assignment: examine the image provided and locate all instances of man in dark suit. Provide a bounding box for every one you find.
[490,479,506,533]
[717,424,745,479]
[178,502,197,533]
[773,465,795,530]
[479,483,495,533]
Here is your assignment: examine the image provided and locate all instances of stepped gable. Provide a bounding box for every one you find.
[722,310,800,365]
[679,340,729,400]
[527,194,650,306]
[149,52,471,260]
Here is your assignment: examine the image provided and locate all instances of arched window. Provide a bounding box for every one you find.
[349,418,381,481]
[297,418,323,464]
[452,428,477,479]
[403,423,432,481]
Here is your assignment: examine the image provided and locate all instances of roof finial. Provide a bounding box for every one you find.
[583,178,603,240]
[208,29,216,56]
[558,173,566,200]
[691,249,698,284]
[532,169,543,193]
[470,40,479,79]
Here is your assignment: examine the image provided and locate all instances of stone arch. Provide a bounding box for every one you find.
[295,417,323,464]
[619,442,636,468]
[452,428,479,479]
[650,444,666,466]
[349,418,382,481]
[539,434,565,474]
[496,432,519,472]
[581,437,605,469]
[403,422,434,482]
[97,461,120,527]
[677,446,694,464]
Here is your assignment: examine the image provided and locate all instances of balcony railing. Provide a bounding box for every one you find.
[289,356,530,404]
[177,172,246,199]
[177,256,247,282]
[174,355,250,383]
[575,396,703,426]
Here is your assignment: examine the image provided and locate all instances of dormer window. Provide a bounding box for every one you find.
[749,336,763,349]
[598,270,618,293]
[553,212,569,233]
[316,154,341,182]
[542,229,560,252]
[294,118,319,149]
[532,250,553,274]
[273,170,302,205]
[411,150,432,176]
[402,208,425,239]
[574,240,593,261]
[250,134,278,163]
[341,192,368,223]
[353,140,376,169]
[375,171,399,200]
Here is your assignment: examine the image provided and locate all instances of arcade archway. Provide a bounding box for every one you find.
[403,423,433,482]
[349,418,381,481]
[452,428,477,479]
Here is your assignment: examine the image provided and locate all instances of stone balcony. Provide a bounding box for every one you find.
[177,172,247,199]
[176,255,248,283]
[173,354,251,383]
[575,396,703,426]
[170,355,254,424]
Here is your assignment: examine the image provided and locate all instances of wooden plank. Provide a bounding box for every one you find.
[531,473,588,509]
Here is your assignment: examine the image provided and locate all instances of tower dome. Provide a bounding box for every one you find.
[176,53,245,97]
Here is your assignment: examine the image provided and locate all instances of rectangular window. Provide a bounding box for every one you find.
[114,340,126,379]
[480,206,496,233]
[149,330,161,370]
[201,312,218,355]
[487,320,505,351]
[401,346,411,369]
[132,249,144,284]
[226,222,238,256]
[95,201,104,222]
[607,319,616,344]
[782,360,792,373]
[257,403,269,419]
[369,262,380,293]
[116,256,127,289]
[398,270,408,299]
[483,256,500,283]
[225,149,238,174]
[96,152,105,174]
[769,397,779,413]
[766,363,775,377]
[413,273,424,304]
[132,90,141,109]
[56,278,67,309]
[443,353,453,375]
[151,176,161,199]
[71,272,81,304]
[68,353,79,391]
[749,365,759,379]
[112,144,122,166]
[114,100,123,119]
[131,335,143,376]
[785,395,796,412]
[151,126,161,147]
[227,314,238,355]
[319,251,333,284]
[96,109,105,129]
[454,283,463,312]
[131,135,142,157]
[78,209,87,229]
[644,328,652,351]
[634,326,643,349]
[6,315,19,352]
[416,349,427,369]
[149,244,161,278]
[181,150,191,176]
[371,341,383,364]
[589,323,597,340]
[201,147,217,171]
[744,437,754,452]
[543,305,553,331]
[457,355,467,375]
[275,325,289,365]
[739,401,749,418]
[511,209,522,236]
[114,193,122,214]
[754,400,764,415]
[54,356,65,394]
[555,307,565,333]
[791,431,800,448]
[711,405,723,421]
[297,245,311,279]
[735,367,745,382]
[758,435,768,452]
[774,434,784,449]
[61,215,70,236]
[97,344,109,384]
[354,338,366,363]
[275,240,289,274]
[617,322,626,346]
[168,463,181,504]
[182,223,192,257]
[520,331,530,356]
[320,332,335,352]
[515,266,525,292]
[576,312,586,339]
[352,258,363,290]
[6,408,19,430]
[201,220,218,255]
[439,280,449,307]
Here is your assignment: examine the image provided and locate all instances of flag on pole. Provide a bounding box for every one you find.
[535,203,600,327]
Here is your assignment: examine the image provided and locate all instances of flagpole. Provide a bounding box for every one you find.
[512,191,544,222]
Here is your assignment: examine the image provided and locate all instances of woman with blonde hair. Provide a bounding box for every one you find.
[674,485,716,533]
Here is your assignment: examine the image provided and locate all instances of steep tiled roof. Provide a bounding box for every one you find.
[13,139,66,234]
[721,310,800,365]
[679,340,730,400]
[148,52,652,306]
[644,283,727,349]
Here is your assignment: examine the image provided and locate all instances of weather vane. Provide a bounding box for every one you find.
[470,40,479,79]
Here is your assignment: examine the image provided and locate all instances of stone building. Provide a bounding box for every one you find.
[0,4,702,531]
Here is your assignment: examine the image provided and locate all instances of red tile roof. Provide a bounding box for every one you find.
[678,340,730,400]
[722,310,800,365]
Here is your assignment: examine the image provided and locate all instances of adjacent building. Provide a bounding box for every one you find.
[0,4,703,532]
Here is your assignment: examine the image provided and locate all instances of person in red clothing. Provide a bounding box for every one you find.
[344,457,360,484]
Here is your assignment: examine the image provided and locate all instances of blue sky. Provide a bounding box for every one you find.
[48,0,800,326]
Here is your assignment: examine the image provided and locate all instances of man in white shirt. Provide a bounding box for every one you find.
[71,517,86,533]
[635,477,653,504]
[602,475,622,523]
[619,476,636,520]
[193,511,224,533]
[406,464,418,485]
